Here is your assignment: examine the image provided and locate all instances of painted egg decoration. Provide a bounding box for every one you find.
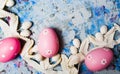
[38,28,59,58]
[85,48,113,72]
[0,37,21,63]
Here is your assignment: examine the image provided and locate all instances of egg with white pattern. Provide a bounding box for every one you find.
[85,48,113,72]
[0,37,21,63]
[38,28,59,58]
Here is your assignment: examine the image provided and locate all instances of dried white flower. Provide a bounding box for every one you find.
[73,38,80,48]
[70,46,78,55]
[68,53,85,67]
[6,0,15,7]
[52,54,61,62]
[0,0,7,9]
[21,21,32,30]
[100,25,108,34]
[20,30,31,37]
[95,32,103,41]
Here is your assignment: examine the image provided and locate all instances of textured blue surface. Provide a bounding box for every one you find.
[0,0,120,74]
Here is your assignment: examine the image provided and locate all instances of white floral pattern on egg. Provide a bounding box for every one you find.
[85,48,113,72]
[38,28,59,58]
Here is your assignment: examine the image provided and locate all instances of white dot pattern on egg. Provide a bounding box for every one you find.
[46,50,52,54]
[103,48,109,51]
[101,59,107,65]
[87,54,93,60]
[1,54,5,58]
[87,54,97,64]
[10,46,14,50]
[43,29,49,35]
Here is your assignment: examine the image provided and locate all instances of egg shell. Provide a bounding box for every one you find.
[85,48,113,72]
[38,28,59,58]
[0,37,21,63]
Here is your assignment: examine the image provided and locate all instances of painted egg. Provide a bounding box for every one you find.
[85,48,113,72]
[38,28,59,58]
[0,37,21,63]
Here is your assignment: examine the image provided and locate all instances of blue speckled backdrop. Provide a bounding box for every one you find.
[0,0,120,74]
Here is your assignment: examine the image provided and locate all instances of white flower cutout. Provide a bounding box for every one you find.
[103,48,109,51]
[43,29,49,35]
[87,54,92,60]
[101,59,107,65]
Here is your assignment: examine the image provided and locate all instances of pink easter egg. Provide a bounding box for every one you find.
[85,48,113,72]
[0,37,21,63]
[38,28,59,58]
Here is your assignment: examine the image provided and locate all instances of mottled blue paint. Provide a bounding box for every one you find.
[62,48,71,56]
[17,8,21,12]
[118,13,120,18]
[73,27,79,33]
[104,8,110,14]
[96,18,105,26]
[110,17,116,23]
[114,45,120,57]
[63,48,70,53]
[80,63,90,71]
[14,64,18,68]
[92,6,110,18]
[18,55,22,60]
[31,1,36,5]
[75,35,80,39]
[86,23,97,35]
[66,0,72,4]
[17,0,22,3]
[117,3,120,8]
[116,0,120,3]
[80,71,93,74]
[68,21,73,26]
[92,6,104,16]
[25,1,29,5]
[70,40,73,45]
[36,72,42,74]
